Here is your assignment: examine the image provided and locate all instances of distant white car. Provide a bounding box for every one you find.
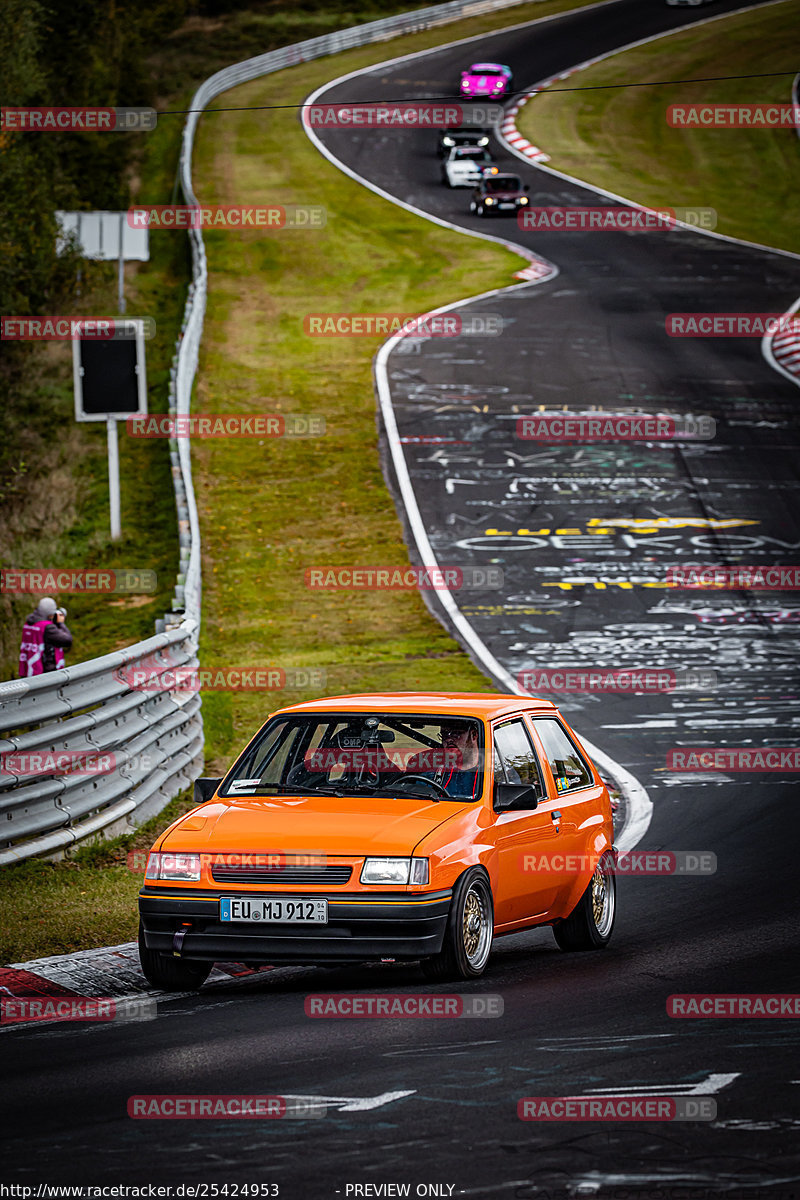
[441,146,498,188]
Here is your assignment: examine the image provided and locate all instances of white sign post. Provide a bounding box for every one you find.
[56,210,149,314]
[73,320,148,541]
[58,212,150,540]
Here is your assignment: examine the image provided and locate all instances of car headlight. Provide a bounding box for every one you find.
[360,857,429,885]
[518,196,528,204]
[443,136,455,146]
[461,81,471,90]
[146,851,202,881]
[485,197,496,205]
[478,137,489,146]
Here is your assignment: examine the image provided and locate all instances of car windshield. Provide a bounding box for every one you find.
[485,176,522,192]
[455,149,491,161]
[470,65,503,74]
[222,712,485,802]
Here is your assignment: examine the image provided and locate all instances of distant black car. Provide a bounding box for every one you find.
[436,126,491,158]
[470,172,530,216]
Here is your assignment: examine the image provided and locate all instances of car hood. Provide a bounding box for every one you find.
[160,794,460,856]
[485,190,523,200]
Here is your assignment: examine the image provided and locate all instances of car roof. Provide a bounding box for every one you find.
[468,62,505,70]
[273,692,557,719]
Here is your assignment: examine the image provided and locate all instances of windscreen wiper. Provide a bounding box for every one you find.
[229,784,343,796]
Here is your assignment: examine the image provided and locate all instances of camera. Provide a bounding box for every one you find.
[53,606,67,622]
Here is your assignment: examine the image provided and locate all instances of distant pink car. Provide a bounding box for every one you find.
[460,63,513,99]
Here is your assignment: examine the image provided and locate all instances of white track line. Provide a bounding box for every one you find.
[494,0,800,383]
[0,1,650,1011]
[302,9,656,850]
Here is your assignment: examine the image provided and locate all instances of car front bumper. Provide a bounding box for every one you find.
[139,887,453,963]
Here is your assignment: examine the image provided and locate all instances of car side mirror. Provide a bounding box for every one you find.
[194,776,222,804]
[493,781,540,811]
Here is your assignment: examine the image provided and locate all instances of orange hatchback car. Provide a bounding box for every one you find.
[138,693,617,989]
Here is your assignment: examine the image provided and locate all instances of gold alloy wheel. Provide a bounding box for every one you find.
[461,880,492,968]
[463,891,481,957]
[591,857,615,938]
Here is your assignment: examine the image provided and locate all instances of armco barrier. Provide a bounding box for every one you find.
[1,0,536,864]
[0,628,202,864]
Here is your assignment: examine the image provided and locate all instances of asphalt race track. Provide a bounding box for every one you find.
[3,1,800,1194]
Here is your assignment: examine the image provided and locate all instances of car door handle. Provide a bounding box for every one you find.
[551,811,562,822]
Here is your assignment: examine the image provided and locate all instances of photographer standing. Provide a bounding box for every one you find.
[19,597,74,677]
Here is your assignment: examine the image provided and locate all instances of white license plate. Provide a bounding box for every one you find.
[499,203,515,209]
[220,897,328,924]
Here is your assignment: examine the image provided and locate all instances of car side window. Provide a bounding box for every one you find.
[531,719,593,793]
[494,720,544,790]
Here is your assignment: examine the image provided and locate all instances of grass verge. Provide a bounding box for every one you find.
[0,790,198,963]
[516,0,800,253]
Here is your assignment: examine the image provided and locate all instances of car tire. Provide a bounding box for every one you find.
[553,851,616,951]
[421,867,494,981]
[138,921,212,991]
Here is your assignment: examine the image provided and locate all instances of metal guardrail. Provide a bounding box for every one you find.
[0,630,203,864]
[1,0,534,865]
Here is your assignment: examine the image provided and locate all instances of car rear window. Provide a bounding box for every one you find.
[531,719,593,793]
